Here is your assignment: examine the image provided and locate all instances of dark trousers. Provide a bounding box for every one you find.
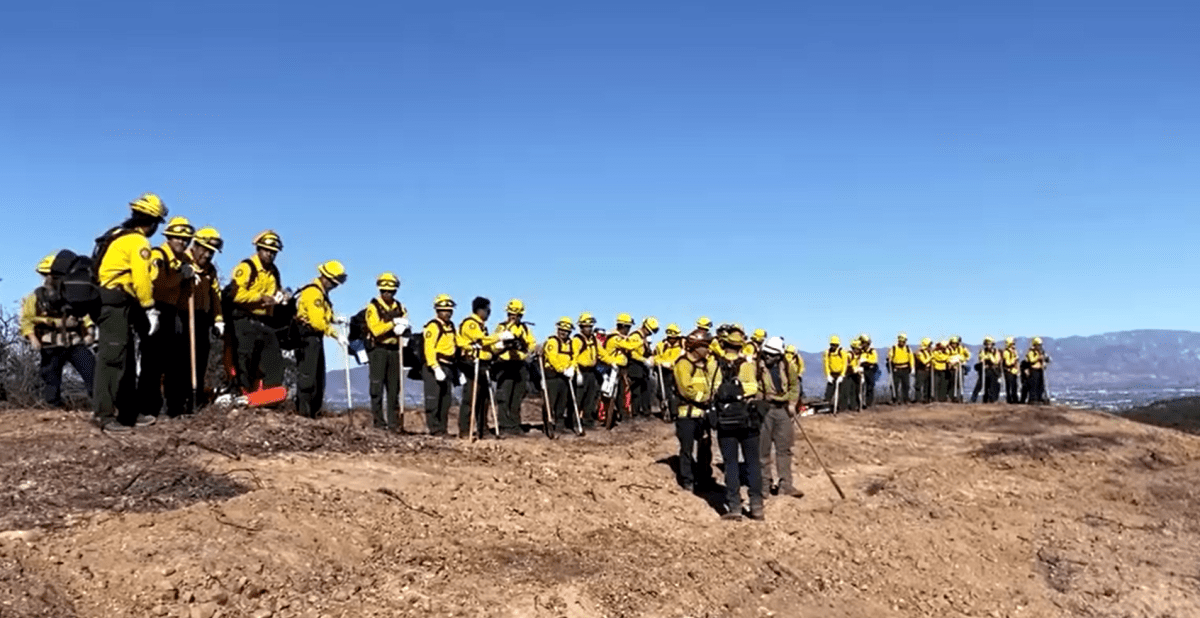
[627,362,650,417]
[295,334,326,418]
[546,373,575,430]
[458,362,491,438]
[423,364,454,435]
[935,370,952,402]
[494,361,528,431]
[232,316,284,393]
[717,427,763,514]
[863,368,876,408]
[972,367,1001,403]
[759,404,795,495]
[137,303,184,417]
[186,312,215,409]
[614,368,630,420]
[914,368,932,403]
[1005,372,1020,404]
[676,416,712,487]
[823,374,842,408]
[575,368,599,427]
[369,346,401,429]
[843,375,861,411]
[40,345,95,406]
[892,368,911,404]
[655,366,678,417]
[1027,369,1047,404]
[94,299,139,425]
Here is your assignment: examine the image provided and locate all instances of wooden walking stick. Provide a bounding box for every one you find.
[537,355,556,439]
[468,355,480,442]
[792,413,846,500]
[485,366,501,438]
[188,292,198,412]
[568,369,585,436]
[831,375,840,415]
[398,326,407,433]
[342,324,353,410]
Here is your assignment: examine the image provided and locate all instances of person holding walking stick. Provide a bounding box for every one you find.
[185,228,224,411]
[888,333,913,405]
[364,273,409,431]
[141,216,195,420]
[914,338,934,404]
[457,297,502,439]
[757,337,803,499]
[541,317,579,437]
[823,336,849,413]
[653,324,684,420]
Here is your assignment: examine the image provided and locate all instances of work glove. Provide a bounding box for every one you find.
[273,291,286,304]
[433,366,447,382]
[498,331,515,342]
[643,357,654,368]
[827,375,834,384]
[836,376,844,385]
[180,264,196,280]
[212,322,225,338]
[564,366,576,379]
[146,308,161,336]
[458,372,467,386]
[392,317,411,336]
[950,355,962,364]
[574,372,584,387]
[332,315,349,326]
[336,333,349,348]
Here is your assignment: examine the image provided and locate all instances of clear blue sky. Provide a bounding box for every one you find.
[2,0,1196,359]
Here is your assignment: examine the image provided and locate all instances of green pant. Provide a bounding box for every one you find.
[369,346,400,429]
[546,373,574,431]
[458,362,491,438]
[423,364,454,435]
[295,334,326,418]
[232,316,284,394]
[93,298,138,424]
[576,368,599,427]
[914,368,932,403]
[936,370,952,402]
[493,361,527,431]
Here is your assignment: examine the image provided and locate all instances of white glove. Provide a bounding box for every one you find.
[458,372,467,386]
[212,322,225,338]
[392,317,411,336]
[433,366,447,382]
[497,331,515,342]
[950,355,962,364]
[827,375,834,384]
[146,308,161,336]
[574,372,583,387]
[643,357,654,368]
[564,366,576,379]
[836,376,844,385]
[274,291,286,303]
[336,333,349,348]
[332,315,349,325]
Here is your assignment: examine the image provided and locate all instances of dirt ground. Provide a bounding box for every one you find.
[2,399,1199,618]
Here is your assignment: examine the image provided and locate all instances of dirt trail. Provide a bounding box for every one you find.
[2,402,1199,618]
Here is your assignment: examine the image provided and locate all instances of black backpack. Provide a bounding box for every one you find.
[348,308,370,349]
[711,358,752,430]
[220,258,282,322]
[45,250,101,319]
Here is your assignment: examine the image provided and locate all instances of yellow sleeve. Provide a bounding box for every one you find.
[602,337,627,367]
[298,285,335,337]
[128,236,155,308]
[796,354,805,374]
[625,333,646,361]
[786,358,801,403]
[961,347,972,361]
[366,302,391,338]
[674,358,711,403]
[209,273,224,323]
[231,261,263,305]
[823,352,832,377]
[738,359,759,397]
[545,338,574,372]
[423,322,440,368]
[19,294,38,337]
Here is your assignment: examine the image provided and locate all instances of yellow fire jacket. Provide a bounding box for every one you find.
[97,231,155,309]
[888,345,914,368]
[1002,347,1020,374]
[495,320,536,363]
[229,255,281,317]
[459,314,500,362]
[294,280,336,338]
[20,292,93,347]
[674,353,717,419]
[654,339,684,367]
[542,335,576,374]
[824,348,849,377]
[423,317,458,368]
[572,333,600,369]
[365,297,408,347]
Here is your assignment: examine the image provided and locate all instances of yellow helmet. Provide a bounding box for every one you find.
[317,260,348,284]
[505,299,525,315]
[578,312,596,326]
[696,317,713,330]
[193,227,223,252]
[950,335,961,343]
[163,216,195,239]
[984,336,995,344]
[829,335,841,345]
[376,272,400,291]
[616,313,634,327]
[752,329,766,342]
[721,329,747,347]
[556,316,574,331]
[921,337,932,346]
[860,333,871,343]
[665,323,681,337]
[785,344,797,354]
[36,253,55,275]
[129,192,167,220]
[643,317,660,333]
[1005,337,1016,346]
[1033,337,1043,345]
[253,230,283,252]
[898,332,908,341]
[434,294,456,310]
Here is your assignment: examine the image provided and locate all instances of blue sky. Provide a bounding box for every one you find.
[2,0,1196,359]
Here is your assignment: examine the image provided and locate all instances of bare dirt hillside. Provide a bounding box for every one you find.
[2,401,1199,618]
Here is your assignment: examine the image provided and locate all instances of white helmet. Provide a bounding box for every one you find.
[762,336,785,356]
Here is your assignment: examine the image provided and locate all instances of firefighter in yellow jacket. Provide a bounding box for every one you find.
[653,324,684,420]
[228,230,286,395]
[784,344,805,401]
[823,336,849,410]
[888,333,914,404]
[914,338,934,403]
[137,216,194,419]
[93,193,167,431]
[493,299,534,435]
[947,336,971,403]
[601,313,640,424]
[572,313,602,428]
[186,227,224,409]
[932,341,952,402]
[458,297,502,439]
[713,328,763,521]
[971,336,1002,404]
[293,261,348,418]
[542,317,579,434]
[673,329,716,492]
[1002,337,1021,404]
[627,317,660,419]
[365,273,409,430]
[21,255,95,408]
[423,294,461,436]
[856,334,880,409]
[1025,337,1051,404]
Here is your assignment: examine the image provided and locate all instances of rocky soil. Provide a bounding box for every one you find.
[1,400,1198,617]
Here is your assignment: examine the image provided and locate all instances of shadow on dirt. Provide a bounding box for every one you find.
[971,432,1124,461]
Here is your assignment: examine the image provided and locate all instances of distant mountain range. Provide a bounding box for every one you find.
[325,329,1200,407]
